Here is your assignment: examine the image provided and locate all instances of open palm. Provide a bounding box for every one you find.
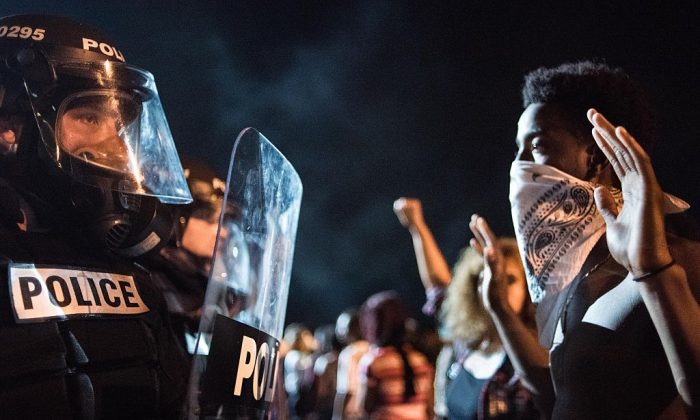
[469,214,509,312]
[588,109,673,276]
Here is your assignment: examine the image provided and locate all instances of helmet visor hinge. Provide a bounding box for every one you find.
[8,48,57,84]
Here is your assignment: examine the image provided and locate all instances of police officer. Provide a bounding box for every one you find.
[0,14,192,418]
[147,157,226,355]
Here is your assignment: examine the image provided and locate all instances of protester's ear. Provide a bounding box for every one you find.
[585,143,609,180]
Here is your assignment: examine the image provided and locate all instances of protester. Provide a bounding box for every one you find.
[470,61,700,418]
[284,323,319,419]
[333,308,370,419]
[356,291,434,420]
[395,198,539,419]
[309,324,343,419]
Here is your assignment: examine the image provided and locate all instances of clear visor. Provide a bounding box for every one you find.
[25,60,192,204]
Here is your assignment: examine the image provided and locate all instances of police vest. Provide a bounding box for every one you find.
[0,223,188,419]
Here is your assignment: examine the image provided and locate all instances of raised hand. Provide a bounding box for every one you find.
[469,214,510,313]
[587,109,673,277]
[393,197,425,229]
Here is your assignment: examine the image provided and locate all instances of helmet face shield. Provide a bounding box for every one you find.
[24,59,192,205]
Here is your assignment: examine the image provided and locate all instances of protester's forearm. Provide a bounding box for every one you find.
[488,303,554,417]
[409,221,451,289]
[639,263,700,409]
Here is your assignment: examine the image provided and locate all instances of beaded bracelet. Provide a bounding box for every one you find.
[632,259,676,282]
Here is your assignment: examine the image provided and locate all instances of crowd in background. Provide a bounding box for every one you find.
[276,197,540,420]
[280,295,438,420]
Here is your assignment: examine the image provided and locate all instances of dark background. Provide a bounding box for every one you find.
[4,1,699,330]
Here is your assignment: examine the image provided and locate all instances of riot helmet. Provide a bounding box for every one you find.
[0,14,192,256]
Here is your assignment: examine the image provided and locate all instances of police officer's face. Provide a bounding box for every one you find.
[181,216,218,258]
[57,95,133,170]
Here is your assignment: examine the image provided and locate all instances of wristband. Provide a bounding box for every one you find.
[632,259,676,282]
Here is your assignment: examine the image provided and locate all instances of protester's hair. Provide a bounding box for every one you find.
[284,323,312,351]
[522,60,655,152]
[360,291,416,401]
[314,324,342,354]
[335,308,363,344]
[360,291,408,347]
[441,238,535,353]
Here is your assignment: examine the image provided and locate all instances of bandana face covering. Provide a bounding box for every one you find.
[509,160,690,307]
[509,161,623,304]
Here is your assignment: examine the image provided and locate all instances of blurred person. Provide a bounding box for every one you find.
[333,308,370,419]
[470,61,700,419]
[395,198,539,419]
[284,323,319,419]
[309,324,343,420]
[405,321,442,368]
[356,290,434,420]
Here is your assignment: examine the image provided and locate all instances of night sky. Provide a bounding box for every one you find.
[4,1,700,329]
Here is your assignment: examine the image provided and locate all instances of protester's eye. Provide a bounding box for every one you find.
[531,138,546,153]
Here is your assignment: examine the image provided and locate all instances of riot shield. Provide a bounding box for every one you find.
[186,128,303,419]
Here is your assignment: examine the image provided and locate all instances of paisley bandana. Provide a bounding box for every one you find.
[509,161,618,303]
[509,161,689,304]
